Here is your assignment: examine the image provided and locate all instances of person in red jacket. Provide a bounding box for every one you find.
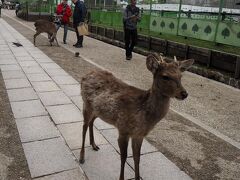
[56,0,72,44]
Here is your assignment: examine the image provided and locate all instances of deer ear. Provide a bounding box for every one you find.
[178,59,194,72]
[146,54,159,74]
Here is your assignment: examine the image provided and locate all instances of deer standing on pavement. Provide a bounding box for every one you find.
[80,53,194,180]
[33,19,59,46]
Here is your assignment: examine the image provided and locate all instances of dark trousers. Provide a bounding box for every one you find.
[74,24,83,45]
[56,23,68,43]
[124,29,138,57]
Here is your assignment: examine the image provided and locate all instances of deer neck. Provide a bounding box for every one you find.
[145,88,170,122]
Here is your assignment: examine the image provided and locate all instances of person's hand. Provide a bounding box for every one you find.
[130,15,138,22]
[130,15,136,19]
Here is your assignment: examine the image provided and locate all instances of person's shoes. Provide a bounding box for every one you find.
[73,43,78,46]
[126,55,132,60]
[75,44,83,48]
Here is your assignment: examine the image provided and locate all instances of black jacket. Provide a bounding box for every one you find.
[123,5,140,30]
[73,0,84,25]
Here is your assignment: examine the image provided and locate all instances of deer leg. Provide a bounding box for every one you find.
[132,137,143,180]
[33,32,40,46]
[118,134,129,180]
[79,106,93,164]
[89,119,100,151]
[53,34,59,47]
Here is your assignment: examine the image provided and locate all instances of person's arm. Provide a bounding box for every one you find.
[123,7,135,21]
[136,10,141,22]
[65,5,72,17]
[56,4,62,15]
[78,2,84,22]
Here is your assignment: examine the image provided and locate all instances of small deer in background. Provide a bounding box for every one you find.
[33,19,59,46]
[80,53,194,180]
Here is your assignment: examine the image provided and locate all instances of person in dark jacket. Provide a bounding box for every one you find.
[123,0,141,60]
[71,0,85,48]
[56,0,72,44]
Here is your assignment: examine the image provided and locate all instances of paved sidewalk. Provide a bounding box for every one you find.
[0,17,192,180]
[4,10,239,147]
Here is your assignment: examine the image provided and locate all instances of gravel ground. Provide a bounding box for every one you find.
[1,10,240,180]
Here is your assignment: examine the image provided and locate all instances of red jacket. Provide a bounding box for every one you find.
[56,3,72,24]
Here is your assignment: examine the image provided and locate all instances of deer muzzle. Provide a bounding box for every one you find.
[180,91,188,100]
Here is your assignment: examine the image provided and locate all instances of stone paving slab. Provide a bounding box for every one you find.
[73,144,135,180]
[46,104,83,124]
[101,129,157,157]
[7,87,38,102]
[52,75,79,85]
[14,51,30,57]
[0,54,15,60]
[32,81,60,92]
[57,122,108,150]
[15,116,60,143]
[40,63,61,70]
[4,78,31,89]
[0,47,9,51]
[27,49,43,54]
[15,56,34,61]
[11,48,27,53]
[23,138,78,178]
[26,73,52,82]
[0,50,12,55]
[70,96,83,111]
[22,66,46,74]
[34,58,53,63]
[1,70,26,79]
[45,68,69,76]
[94,118,115,130]
[35,168,86,180]
[0,59,17,65]
[127,152,192,180]
[60,84,81,97]
[11,100,48,119]
[30,54,50,59]
[38,91,72,106]
[0,40,6,44]
[19,61,39,67]
[0,64,21,71]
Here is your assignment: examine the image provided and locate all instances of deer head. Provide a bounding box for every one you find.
[146,53,194,100]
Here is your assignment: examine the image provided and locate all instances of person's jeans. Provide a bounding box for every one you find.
[74,24,83,45]
[124,29,138,57]
[56,23,68,43]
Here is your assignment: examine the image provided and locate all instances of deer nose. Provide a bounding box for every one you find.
[181,91,188,99]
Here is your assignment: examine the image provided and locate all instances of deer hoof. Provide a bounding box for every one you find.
[92,145,100,151]
[79,159,85,164]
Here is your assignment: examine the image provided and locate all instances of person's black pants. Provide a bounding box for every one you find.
[74,24,83,45]
[124,29,138,57]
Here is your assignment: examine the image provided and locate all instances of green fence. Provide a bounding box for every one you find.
[89,0,240,48]
[19,0,240,48]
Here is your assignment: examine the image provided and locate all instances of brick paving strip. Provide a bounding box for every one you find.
[0,18,192,180]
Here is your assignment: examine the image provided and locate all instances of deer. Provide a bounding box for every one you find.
[33,19,59,47]
[80,53,194,180]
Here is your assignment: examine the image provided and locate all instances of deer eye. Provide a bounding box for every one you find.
[162,75,170,80]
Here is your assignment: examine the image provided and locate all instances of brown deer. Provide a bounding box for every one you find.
[33,19,59,46]
[80,53,194,180]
